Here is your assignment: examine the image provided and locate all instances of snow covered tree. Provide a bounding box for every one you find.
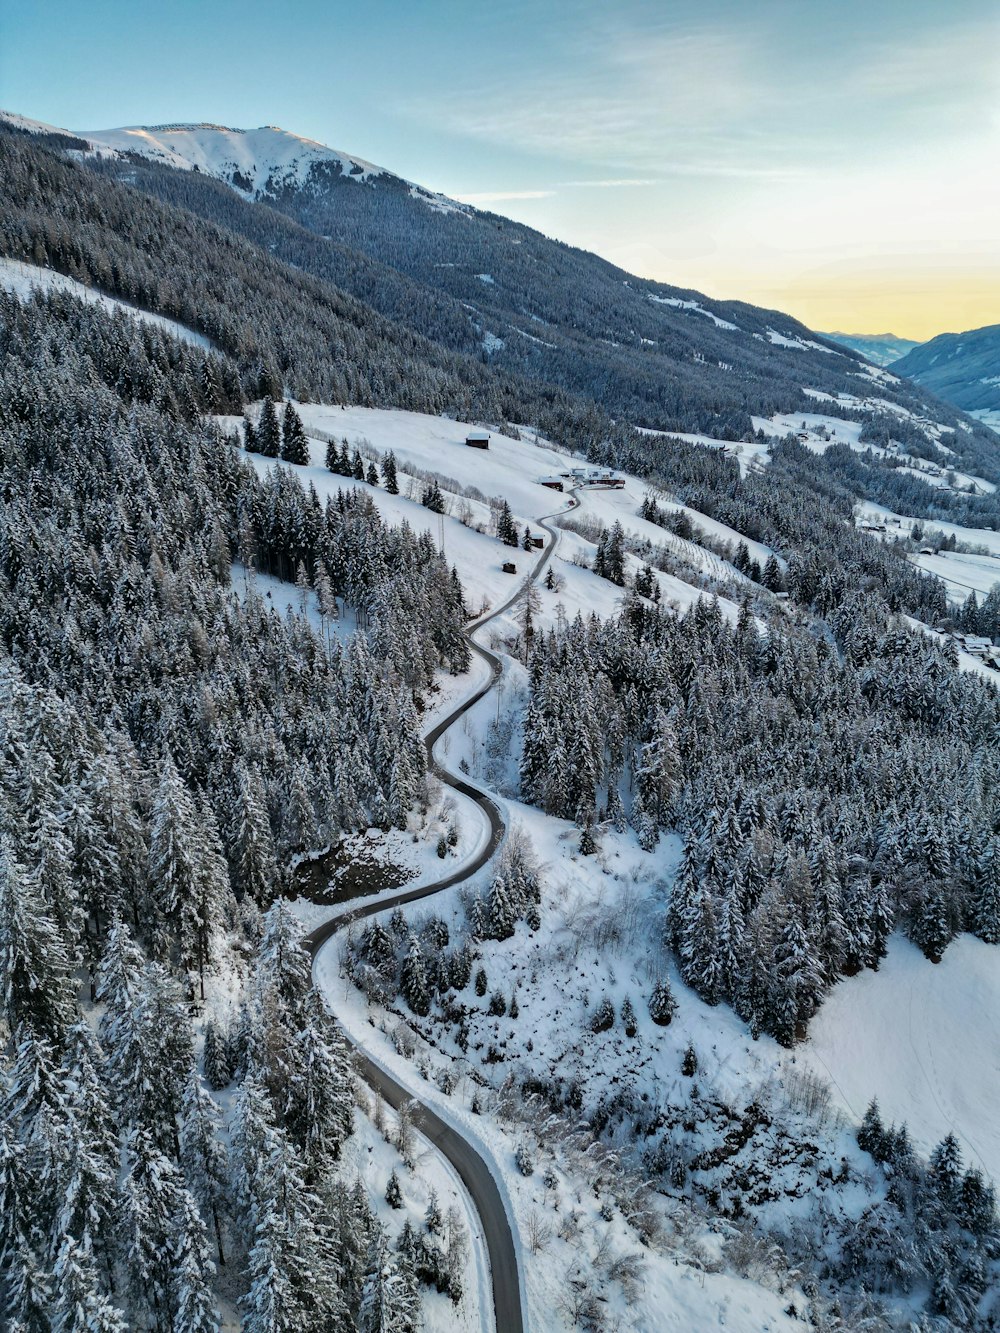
[385,1169,403,1210]
[496,501,518,547]
[148,755,202,964]
[971,835,1000,943]
[280,403,309,465]
[203,1019,234,1091]
[486,874,517,941]
[928,1132,963,1205]
[255,902,312,1020]
[400,935,431,1017]
[0,847,74,1040]
[359,1226,420,1333]
[179,1070,229,1267]
[257,396,281,458]
[648,979,677,1026]
[234,764,277,906]
[52,1235,127,1333]
[382,451,399,494]
[283,999,354,1181]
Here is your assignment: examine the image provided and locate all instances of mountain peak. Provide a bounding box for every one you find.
[75,120,388,196]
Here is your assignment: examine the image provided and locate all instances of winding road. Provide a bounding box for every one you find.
[305,492,574,1333]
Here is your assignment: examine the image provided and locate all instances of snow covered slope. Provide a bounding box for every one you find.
[0,256,211,347]
[78,122,386,197]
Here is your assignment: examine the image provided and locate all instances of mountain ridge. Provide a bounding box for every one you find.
[894,323,1000,428]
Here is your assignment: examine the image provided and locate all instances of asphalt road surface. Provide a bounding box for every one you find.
[306,496,570,1333]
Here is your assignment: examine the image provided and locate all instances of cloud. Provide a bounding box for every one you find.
[456,189,555,203]
[558,178,658,188]
[400,9,1000,180]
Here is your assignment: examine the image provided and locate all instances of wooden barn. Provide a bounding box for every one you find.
[502,561,517,574]
[465,430,490,449]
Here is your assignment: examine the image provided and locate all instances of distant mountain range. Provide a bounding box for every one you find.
[3,110,997,475]
[822,331,921,366]
[894,326,1000,432]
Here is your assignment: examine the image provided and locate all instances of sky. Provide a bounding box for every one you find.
[2,0,998,340]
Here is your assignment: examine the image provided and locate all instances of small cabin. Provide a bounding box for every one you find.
[538,476,564,491]
[957,635,992,657]
[501,561,517,574]
[465,430,490,450]
[529,536,544,549]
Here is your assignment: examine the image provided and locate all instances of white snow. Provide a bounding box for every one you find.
[223,403,772,623]
[78,122,385,195]
[802,935,1000,1187]
[0,257,212,348]
[648,293,739,331]
[765,329,840,354]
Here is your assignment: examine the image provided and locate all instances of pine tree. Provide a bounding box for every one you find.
[284,1000,354,1181]
[0,847,75,1040]
[621,996,637,1037]
[400,935,431,1017]
[648,979,677,1026]
[257,396,281,458]
[762,554,784,591]
[359,1227,419,1333]
[280,403,310,465]
[52,1235,127,1333]
[971,835,1000,943]
[857,1098,886,1159]
[486,874,517,941]
[256,902,312,1019]
[382,451,399,494]
[929,1132,963,1204]
[179,1070,229,1267]
[385,1169,403,1209]
[497,501,518,547]
[148,755,202,965]
[203,1020,234,1091]
[235,764,277,906]
[243,414,259,453]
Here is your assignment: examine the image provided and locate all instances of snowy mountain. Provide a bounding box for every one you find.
[78,121,389,195]
[822,329,921,366]
[4,108,1000,1332]
[894,322,1000,431]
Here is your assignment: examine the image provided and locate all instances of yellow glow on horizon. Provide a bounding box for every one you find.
[743,271,1000,343]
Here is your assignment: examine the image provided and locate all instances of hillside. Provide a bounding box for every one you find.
[7,109,996,458]
[895,323,1000,431]
[4,104,1000,1333]
[823,330,921,366]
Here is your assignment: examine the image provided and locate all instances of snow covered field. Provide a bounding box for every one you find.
[910,548,1000,599]
[803,935,1000,1187]
[220,402,767,631]
[0,256,211,347]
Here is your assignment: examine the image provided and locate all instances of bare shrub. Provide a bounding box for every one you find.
[783,1067,833,1123]
[525,1209,553,1254]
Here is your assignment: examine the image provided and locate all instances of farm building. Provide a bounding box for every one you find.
[536,467,624,490]
[502,561,517,574]
[465,430,490,449]
[955,634,993,658]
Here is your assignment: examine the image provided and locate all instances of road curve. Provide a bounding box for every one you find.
[305,493,573,1333]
